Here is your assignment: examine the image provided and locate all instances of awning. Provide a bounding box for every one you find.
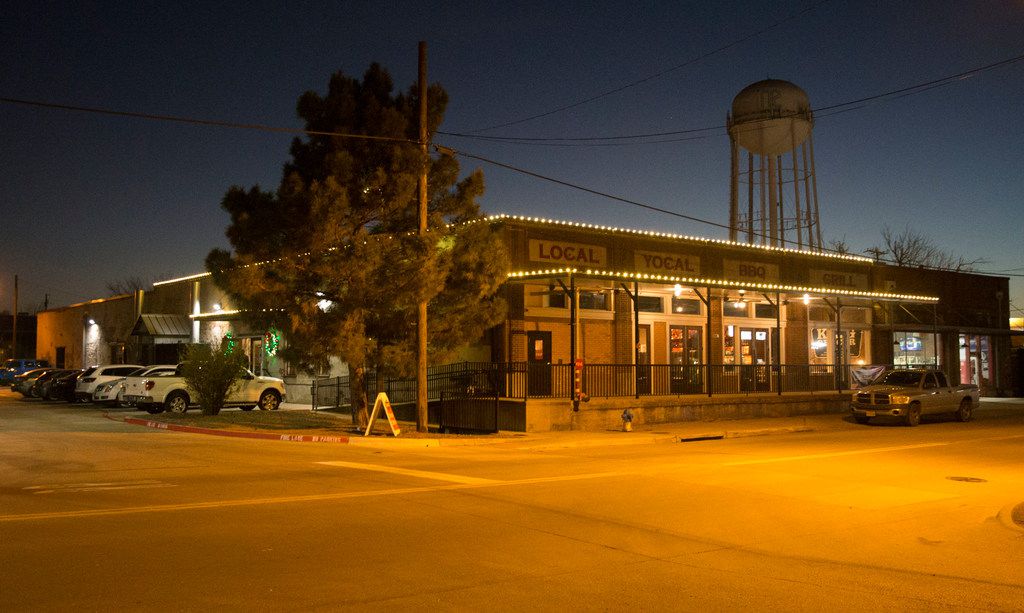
[131,314,192,337]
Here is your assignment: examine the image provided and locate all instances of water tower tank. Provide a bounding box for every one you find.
[730,79,812,155]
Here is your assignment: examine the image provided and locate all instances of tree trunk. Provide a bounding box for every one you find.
[350,365,369,429]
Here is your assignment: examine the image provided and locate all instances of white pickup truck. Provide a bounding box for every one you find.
[850,368,979,426]
[123,363,287,414]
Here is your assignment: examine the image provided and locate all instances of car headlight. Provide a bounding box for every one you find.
[890,394,911,404]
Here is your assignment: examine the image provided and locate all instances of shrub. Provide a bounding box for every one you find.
[180,343,247,415]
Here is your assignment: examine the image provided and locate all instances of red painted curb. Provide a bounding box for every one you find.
[121,416,352,444]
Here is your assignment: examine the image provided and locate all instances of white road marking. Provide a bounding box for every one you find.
[316,460,498,484]
[22,480,177,494]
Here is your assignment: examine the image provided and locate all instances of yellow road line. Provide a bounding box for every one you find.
[722,442,951,466]
[0,471,623,523]
[316,460,498,484]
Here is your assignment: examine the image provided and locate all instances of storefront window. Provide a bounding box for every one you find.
[754,303,777,319]
[637,296,663,313]
[547,284,566,308]
[810,328,868,365]
[671,296,701,315]
[959,334,990,388]
[724,325,736,366]
[893,331,940,368]
[723,300,750,317]
[579,291,608,310]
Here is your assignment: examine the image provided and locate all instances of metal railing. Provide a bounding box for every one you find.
[311,361,921,410]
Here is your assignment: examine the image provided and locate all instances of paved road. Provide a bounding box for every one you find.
[2,389,1023,611]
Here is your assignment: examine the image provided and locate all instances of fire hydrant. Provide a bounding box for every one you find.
[621,408,634,432]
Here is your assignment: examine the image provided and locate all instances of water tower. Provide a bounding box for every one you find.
[727,79,823,250]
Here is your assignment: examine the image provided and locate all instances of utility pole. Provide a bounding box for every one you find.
[12,275,18,358]
[416,41,429,432]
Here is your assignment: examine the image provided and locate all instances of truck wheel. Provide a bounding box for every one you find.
[257,390,281,411]
[955,398,973,422]
[166,391,190,414]
[904,403,921,427]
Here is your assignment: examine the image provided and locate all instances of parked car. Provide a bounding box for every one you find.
[74,364,144,402]
[12,368,56,396]
[47,369,84,402]
[119,365,179,410]
[124,362,285,414]
[850,368,980,426]
[32,369,73,399]
[93,365,176,407]
[1,358,51,385]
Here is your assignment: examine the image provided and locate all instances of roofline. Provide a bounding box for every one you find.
[506,267,940,303]
[488,214,875,264]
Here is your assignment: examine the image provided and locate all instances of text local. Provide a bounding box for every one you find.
[535,242,603,265]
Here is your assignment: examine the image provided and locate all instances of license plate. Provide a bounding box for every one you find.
[864,411,876,417]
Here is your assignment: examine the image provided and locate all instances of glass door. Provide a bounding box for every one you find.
[739,327,771,391]
[670,325,703,393]
[636,325,651,395]
[526,331,552,396]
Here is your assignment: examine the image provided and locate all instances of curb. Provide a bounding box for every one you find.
[114,415,504,447]
[108,414,825,448]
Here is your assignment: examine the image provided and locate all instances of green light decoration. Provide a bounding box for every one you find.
[224,331,237,355]
[264,327,281,357]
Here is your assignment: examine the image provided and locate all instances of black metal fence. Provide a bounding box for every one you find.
[311,361,919,410]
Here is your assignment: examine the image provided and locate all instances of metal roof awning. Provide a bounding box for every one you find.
[131,314,192,337]
[505,268,940,304]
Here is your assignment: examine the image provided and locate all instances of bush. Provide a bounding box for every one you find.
[180,343,247,415]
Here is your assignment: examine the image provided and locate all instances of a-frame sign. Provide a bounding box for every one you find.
[364,392,401,437]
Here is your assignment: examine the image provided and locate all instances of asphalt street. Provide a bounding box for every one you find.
[2,389,1023,611]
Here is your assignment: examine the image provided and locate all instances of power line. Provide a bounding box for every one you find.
[4,76,1021,281]
[436,143,1024,280]
[0,97,420,145]
[439,51,1024,146]
[464,0,835,134]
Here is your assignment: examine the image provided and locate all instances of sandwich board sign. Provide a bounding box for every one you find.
[364,392,401,437]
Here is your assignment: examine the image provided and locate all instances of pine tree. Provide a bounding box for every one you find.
[206,64,508,428]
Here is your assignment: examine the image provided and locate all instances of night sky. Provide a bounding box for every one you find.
[2,1,1022,317]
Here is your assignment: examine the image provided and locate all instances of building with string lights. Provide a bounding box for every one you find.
[487,214,1010,429]
[32,214,1011,428]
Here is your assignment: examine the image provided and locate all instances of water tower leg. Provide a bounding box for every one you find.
[809,133,824,249]
[747,152,755,244]
[759,154,767,246]
[791,148,804,250]
[729,138,739,242]
[768,155,778,247]
[801,142,815,250]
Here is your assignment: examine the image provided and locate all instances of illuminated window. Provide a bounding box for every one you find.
[671,297,701,315]
[724,300,750,317]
